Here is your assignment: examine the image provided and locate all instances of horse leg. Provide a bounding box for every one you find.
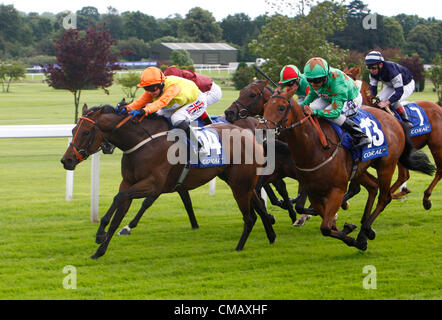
[177,188,199,229]
[92,193,133,259]
[118,195,159,236]
[293,185,318,227]
[272,179,297,223]
[391,164,411,199]
[251,190,276,244]
[341,180,361,210]
[232,189,256,251]
[423,166,441,210]
[314,188,357,248]
[96,180,130,244]
[354,172,379,250]
[264,183,284,208]
[360,166,396,246]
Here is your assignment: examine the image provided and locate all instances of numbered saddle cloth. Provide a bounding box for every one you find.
[328,109,389,162]
[190,127,227,168]
[195,115,229,127]
[391,103,432,137]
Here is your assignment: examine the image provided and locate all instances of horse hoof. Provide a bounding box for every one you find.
[268,214,276,225]
[293,219,305,227]
[366,228,376,240]
[343,222,357,235]
[357,241,368,251]
[341,201,349,210]
[118,226,131,236]
[423,199,432,210]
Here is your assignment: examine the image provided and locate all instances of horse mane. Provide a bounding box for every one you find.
[253,79,274,94]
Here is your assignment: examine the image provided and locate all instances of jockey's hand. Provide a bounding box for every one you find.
[303,105,314,116]
[377,100,390,109]
[129,109,146,120]
[115,99,128,111]
[117,107,127,115]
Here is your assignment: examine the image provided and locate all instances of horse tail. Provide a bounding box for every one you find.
[398,122,436,176]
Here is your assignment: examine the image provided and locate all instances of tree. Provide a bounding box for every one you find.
[44,26,121,123]
[398,54,426,92]
[169,49,194,66]
[426,54,442,105]
[122,11,158,43]
[178,7,222,42]
[0,62,25,92]
[406,23,440,63]
[116,72,140,101]
[232,63,255,90]
[117,37,150,61]
[250,1,348,81]
[221,13,254,46]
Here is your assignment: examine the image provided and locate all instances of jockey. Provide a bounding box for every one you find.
[365,51,415,127]
[278,64,311,103]
[300,57,372,148]
[120,66,208,155]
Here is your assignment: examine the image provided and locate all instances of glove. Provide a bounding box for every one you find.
[117,107,127,115]
[129,108,146,119]
[115,99,128,113]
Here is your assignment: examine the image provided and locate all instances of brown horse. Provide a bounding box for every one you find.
[225,80,316,226]
[345,66,442,209]
[61,104,276,259]
[257,88,435,250]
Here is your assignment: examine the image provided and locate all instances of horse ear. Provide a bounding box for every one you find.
[263,80,269,86]
[343,66,349,73]
[82,104,88,115]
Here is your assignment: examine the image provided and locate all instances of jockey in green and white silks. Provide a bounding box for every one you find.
[279,65,311,103]
[300,57,371,148]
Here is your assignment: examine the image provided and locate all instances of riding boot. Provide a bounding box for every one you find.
[200,111,213,125]
[175,120,209,159]
[398,109,413,128]
[341,118,372,149]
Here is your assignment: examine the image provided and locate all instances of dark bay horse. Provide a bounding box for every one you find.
[345,66,442,209]
[257,88,435,250]
[225,80,316,226]
[61,105,276,259]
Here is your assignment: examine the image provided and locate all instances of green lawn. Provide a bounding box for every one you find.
[0,79,440,300]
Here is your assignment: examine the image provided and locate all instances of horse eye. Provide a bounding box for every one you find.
[250,93,257,98]
[278,105,285,112]
[82,131,90,137]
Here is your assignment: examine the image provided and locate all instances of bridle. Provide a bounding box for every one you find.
[258,95,311,136]
[70,116,100,163]
[232,84,272,120]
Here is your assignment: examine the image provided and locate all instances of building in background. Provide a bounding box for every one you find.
[150,43,238,65]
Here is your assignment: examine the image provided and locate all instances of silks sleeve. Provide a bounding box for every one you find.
[143,84,182,114]
[314,98,344,119]
[126,91,153,111]
[300,90,318,106]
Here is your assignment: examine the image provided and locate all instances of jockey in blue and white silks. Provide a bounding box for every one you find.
[365,51,415,126]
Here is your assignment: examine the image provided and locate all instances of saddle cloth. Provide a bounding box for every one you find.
[391,103,432,137]
[328,109,389,162]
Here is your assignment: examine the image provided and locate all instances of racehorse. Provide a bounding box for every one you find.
[61,104,276,259]
[225,80,316,226]
[345,66,442,209]
[257,88,435,250]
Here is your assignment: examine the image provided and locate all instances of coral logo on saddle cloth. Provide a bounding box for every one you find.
[191,128,226,168]
[392,103,432,137]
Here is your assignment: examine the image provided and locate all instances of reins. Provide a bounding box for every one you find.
[70,116,97,163]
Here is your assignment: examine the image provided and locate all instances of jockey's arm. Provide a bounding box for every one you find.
[388,74,405,104]
[314,99,344,119]
[126,91,153,111]
[143,84,182,114]
[300,90,318,107]
[369,74,378,97]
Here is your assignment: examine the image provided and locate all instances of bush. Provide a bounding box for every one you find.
[232,64,255,90]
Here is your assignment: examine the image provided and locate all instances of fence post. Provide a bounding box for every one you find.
[65,137,74,201]
[90,153,100,223]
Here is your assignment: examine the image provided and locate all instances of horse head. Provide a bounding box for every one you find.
[257,87,305,137]
[225,80,271,123]
[344,66,361,81]
[61,104,115,170]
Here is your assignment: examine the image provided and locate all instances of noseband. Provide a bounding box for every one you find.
[258,95,311,136]
[70,116,98,163]
[232,84,271,120]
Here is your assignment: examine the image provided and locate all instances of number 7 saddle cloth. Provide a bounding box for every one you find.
[391,103,432,137]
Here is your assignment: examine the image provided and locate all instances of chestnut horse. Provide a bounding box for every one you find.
[257,88,435,250]
[345,66,442,209]
[61,105,276,259]
[225,79,317,226]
